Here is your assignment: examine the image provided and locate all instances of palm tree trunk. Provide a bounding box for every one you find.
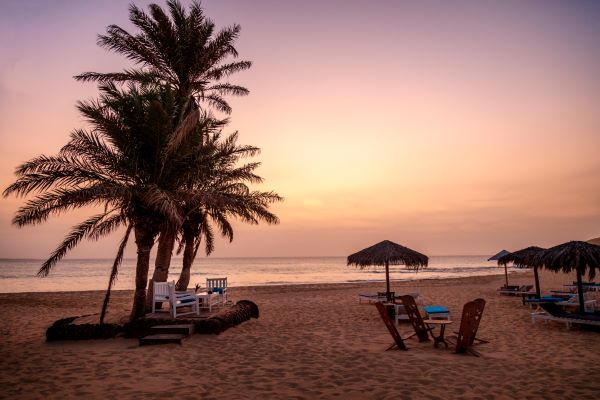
[145,230,176,312]
[176,226,196,291]
[130,224,156,321]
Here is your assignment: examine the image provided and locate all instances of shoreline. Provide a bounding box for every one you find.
[0,270,520,295]
[3,270,599,398]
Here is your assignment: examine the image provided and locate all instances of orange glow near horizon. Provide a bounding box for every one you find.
[1,0,599,259]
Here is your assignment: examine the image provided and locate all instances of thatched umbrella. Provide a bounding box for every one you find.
[488,250,511,287]
[347,240,428,302]
[498,246,546,298]
[538,241,600,314]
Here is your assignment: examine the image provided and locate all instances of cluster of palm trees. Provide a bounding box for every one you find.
[3,1,281,322]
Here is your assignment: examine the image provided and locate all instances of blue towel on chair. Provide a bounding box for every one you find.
[424,306,449,314]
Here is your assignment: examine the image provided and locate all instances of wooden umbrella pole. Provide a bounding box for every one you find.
[533,266,541,299]
[576,268,585,314]
[385,261,391,302]
[504,264,508,287]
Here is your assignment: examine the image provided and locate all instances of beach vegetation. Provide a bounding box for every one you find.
[74,0,270,302]
[4,1,280,322]
[4,83,279,321]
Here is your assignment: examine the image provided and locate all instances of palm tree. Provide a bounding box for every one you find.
[75,0,250,115]
[173,130,282,291]
[74,0,258,305]
[3,83,189,321]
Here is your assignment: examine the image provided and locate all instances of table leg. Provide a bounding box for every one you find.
[433,324,448,349]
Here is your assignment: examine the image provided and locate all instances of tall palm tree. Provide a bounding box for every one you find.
[3,83,188,321]
[75,0,257,305]
[75,0,250,115]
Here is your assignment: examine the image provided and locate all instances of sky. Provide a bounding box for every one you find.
[1,0,599,259]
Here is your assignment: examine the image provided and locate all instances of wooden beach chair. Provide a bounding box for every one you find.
[151,281,171,314]
[151,281,199,318]
[400,295,433,342]
[446,298,486,357]
[168,281,199,318]
[374,302,408,351]
[206,277,229,305]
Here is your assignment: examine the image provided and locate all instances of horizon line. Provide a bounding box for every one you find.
[0,254,493,261]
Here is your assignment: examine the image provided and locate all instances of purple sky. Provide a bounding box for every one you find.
[1,0,600,259]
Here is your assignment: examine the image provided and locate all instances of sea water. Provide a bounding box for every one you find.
[0,256,517,293]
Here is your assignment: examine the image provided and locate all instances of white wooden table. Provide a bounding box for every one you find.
[196,292,220,312]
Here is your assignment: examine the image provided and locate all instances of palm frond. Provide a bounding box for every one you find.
[37,213,111,277]
[205,61,252,80]
[206,83,250,97]
[12,184,128,227]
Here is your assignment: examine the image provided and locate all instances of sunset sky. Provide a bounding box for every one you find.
[1,0,599,259]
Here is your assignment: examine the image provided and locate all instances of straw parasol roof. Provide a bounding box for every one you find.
[498,247,545,267]
[488,250,510,261]
[538,241,600,314]
[347,240,428,301]
[347,240,428,270]
[498,246,546,297]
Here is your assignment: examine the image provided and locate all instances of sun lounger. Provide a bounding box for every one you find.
[374,302,408,351]
[564,283,600,292]
[446,298,487,357]
[525,296,564,311]
[532,302,600,328]
[358,292,394,304]
[498,285,533,296]
[556,297,596,313]
[358,291,420,304]
[497,285,520,293]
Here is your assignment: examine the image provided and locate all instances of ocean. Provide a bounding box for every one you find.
[0,256,516,293]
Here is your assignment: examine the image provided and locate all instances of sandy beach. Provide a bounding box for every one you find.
[1,269,600,399]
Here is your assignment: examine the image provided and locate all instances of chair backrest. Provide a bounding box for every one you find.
[374,302,407,351]
[455,298,485,354]
[207,277,227,290]
[153,281,171,297]
[168,280,177,299]
[400,295,430,342]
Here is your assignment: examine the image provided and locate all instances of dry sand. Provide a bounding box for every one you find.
[1,269,600,399]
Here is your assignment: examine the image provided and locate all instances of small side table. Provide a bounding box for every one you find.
[423,319,453,348]
[196,292,219,312]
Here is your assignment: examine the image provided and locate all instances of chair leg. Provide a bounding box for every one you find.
[386,342,398,351]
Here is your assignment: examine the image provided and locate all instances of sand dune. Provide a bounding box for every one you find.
[1,269,599,399]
